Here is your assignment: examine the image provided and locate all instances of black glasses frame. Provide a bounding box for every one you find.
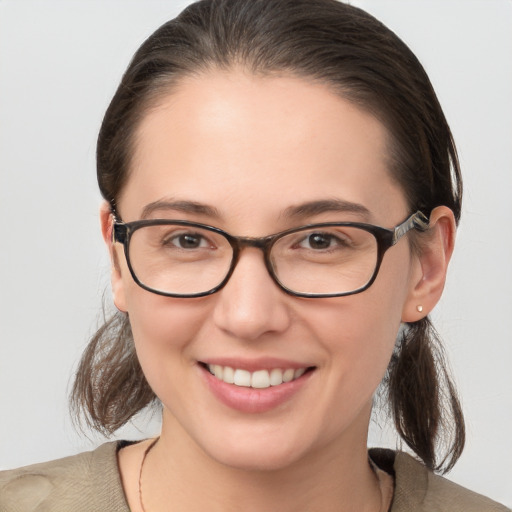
[112,211,429,299]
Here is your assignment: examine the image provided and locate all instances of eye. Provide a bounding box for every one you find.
[297,231,350,250]
[303,233,334,250]
[164,232,211,249]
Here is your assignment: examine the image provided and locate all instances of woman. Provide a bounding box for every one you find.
[0,0,508,510]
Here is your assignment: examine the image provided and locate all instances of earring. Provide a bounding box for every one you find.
[416,305,423,313]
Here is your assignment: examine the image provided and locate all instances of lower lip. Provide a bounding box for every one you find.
[200,366,314,414]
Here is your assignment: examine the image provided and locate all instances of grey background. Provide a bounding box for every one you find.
[0,0,511,505]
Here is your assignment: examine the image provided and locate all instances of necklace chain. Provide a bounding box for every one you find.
[138,437,390,512]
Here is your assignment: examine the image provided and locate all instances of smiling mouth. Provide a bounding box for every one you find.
[203,364,314,389]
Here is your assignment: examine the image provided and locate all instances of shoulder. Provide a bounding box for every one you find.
[0,441,130,512]
[370,448,510,512]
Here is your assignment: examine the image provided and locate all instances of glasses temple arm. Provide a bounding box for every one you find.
[392,211,430,244]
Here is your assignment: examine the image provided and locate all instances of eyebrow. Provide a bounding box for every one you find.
[140,198,371,223]
[140,199,221,220]
[282,199,372,220]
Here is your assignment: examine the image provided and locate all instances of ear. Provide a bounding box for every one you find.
[401,206,456,322]
[100,202,128,312]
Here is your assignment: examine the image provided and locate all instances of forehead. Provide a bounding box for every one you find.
[122,70,407,227]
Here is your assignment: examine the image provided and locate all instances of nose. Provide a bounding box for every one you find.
[212,248,292,341]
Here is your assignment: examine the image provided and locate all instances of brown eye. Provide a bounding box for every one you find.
[177,234,202,248]
[296,231,350,251]
[161,232,210,249]
[306,233,333,250]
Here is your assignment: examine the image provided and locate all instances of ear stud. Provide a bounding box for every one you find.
[416,305,423,313]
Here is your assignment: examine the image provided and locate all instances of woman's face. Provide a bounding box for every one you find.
[111,70,422,470]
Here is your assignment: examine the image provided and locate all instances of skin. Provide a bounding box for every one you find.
[101,70,455,512]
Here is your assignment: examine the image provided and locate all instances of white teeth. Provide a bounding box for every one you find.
[223,366,234,384]
[294,368,306,379]
[213,365,223,379]
[251,370,270,389]
[282,368,295,383]
[269,368,283,386]
[207,364,308,388]
[234,369,251,387]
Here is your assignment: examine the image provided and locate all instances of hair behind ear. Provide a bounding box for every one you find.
[387,317,465,473]
[70,311,156,435]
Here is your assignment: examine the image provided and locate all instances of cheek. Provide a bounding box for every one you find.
[118,248,207,351]
[306,256,411,391]
[349,261,412,381]
[309,295,400,375]
[124,287,207,384]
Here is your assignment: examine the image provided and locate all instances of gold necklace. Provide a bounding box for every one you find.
[138,438,391,512]
[139,437,159,512]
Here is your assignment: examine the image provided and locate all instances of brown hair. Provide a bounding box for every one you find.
[71,0,464,473]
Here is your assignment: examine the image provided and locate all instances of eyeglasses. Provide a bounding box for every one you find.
[112,211,429,298]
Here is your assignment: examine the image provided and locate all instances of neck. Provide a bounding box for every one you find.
[141,414,383,512]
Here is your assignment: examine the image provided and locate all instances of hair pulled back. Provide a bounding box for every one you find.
[72,0,464,473]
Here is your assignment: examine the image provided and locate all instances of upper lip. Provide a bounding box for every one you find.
[199,357,314,372]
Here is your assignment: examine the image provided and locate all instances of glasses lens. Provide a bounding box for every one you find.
[128,224,233,295]
[270,225,378,296]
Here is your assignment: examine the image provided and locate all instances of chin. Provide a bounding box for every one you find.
[196,426,318,473]
[210,445,304,473]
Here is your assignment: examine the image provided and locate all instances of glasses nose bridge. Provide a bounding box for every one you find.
[230,235,274,263]
[234,235,270,252]
[227,234,276,283]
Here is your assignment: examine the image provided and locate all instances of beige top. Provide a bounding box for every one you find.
[0,442,508,511]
